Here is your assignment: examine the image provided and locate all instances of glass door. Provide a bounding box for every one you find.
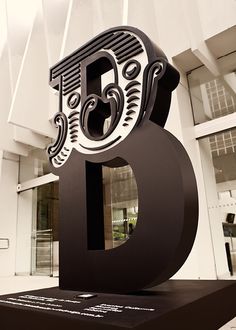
[31,182,59,276]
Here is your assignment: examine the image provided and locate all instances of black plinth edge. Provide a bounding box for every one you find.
[0,280,235,330]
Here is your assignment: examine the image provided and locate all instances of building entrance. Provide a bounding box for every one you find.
[31,182,59,277]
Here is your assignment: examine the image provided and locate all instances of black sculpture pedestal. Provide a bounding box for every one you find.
[0,280,235,329]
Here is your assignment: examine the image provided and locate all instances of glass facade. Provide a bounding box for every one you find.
[188,52,236,125]
[188,52,236,277]
[199,128,236,275]
[209,129,236,160]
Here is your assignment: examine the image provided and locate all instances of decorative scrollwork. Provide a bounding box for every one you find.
[122,60,141,80]
[80,84,124,141]
[143,60,164,110]
[102,83,124,117]
[48,27,180,162]
[47,112,68,162]
[67,92,81,109]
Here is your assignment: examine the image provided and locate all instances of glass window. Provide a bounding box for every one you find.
[188,52,236,125]
[31,182,59,276]
[19,148,52,183]
[103,165,138,250]
[199,127,236,276]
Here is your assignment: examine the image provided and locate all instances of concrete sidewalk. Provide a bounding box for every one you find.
[0,275,58,295]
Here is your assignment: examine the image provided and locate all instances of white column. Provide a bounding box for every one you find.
[0,152,19,276]
[15,190,34,275]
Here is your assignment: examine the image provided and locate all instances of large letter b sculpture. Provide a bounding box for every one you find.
[48,26,198,293]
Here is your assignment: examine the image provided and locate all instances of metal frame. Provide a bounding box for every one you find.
[17,173,59,193]
[194,112,236,139]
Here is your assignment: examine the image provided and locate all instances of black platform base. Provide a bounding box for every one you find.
[0,280,235,329]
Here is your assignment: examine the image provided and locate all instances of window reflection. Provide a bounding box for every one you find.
[19,146,52,182]
[31,182,59,276]
[200,127,236,275]
[188,52,236,125]
[103,165,138,250]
